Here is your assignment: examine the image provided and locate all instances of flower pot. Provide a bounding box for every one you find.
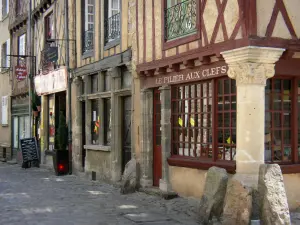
[33,111,39,117]
[52,149,69,176]
[37,106,41,112]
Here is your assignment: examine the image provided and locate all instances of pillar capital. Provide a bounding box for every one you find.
[107,67,121,78]
[221,46,285,85]
[73,76,82,87]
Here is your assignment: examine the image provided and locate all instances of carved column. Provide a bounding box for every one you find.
[159,85,174,194]
[72,76,83,172]
[108,67,122,182]
[140,88,154,188]
[221,46,285,176]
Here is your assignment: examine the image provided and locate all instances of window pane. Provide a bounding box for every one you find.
[91,100,99,145]
[104,98,111,145]
[171,80,214,159]
[216,78,236,161]
[265,78,292,163]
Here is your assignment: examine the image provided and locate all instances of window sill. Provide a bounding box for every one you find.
[81,51,94,60]
[104,38,120,51]
[167,156,236,173]
[84,145,111,152]
[277,164,300,174]
[163,33,200,50]
[168,156,300,174]
[1,124,9,127]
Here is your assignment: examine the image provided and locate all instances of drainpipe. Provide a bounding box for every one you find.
[28,0,32,134]
[65,0,72,174]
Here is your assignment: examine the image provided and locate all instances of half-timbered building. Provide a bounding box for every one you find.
[135,0,300,209]
[9,0,31,163]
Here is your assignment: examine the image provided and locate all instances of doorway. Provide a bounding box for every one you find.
[153,89,162,186]
[122,96,132,172]
[81,101,86,169]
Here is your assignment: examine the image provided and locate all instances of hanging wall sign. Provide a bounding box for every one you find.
[15,66,27,81]
[44,46,58,63]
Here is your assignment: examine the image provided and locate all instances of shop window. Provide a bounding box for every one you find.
[91,99,99,145]
[104,98,111,145]
[265,78,299,164]
[104,0,120,44]
[82,0,95,53]
[45,12,54,41]
[171,78,236,162]
[165,0,197,41]
[217,78,236,160]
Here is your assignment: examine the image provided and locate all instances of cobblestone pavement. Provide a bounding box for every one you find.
[0,162,199,225]
[1,162,300,225]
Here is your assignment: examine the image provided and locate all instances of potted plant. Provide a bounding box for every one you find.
[53,111,69,175]
[31,91,41,112]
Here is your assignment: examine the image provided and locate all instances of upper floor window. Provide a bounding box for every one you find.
[82,0,94,54]
[45,12,54,42]
[1,39,10,70]
[165,0,197,41]
[104,0,120,44]
[18,33,26,65]
[2,0,9,18]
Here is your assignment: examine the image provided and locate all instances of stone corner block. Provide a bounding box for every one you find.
[258,164,291,225]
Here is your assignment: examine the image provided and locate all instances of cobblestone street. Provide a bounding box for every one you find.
[0,162,199,225]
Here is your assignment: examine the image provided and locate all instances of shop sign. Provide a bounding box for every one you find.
[142,62,228,88]
[34,67,67,95]
[44,46,58,63]
[15,66,27,81]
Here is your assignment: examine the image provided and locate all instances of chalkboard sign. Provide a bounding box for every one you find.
[20,138,40,168]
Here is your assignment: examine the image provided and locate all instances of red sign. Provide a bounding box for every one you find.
[15,66,27,81]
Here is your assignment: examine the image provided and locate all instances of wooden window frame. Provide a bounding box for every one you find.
[168,76,300,174]
[162,0,201,50]
[168,77,236,172]
[44,12,54,42]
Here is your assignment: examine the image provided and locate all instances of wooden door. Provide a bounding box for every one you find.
[122,96,132,172]
[153,89,162,186]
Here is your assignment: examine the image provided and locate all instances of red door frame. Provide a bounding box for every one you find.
[153,88,162,186]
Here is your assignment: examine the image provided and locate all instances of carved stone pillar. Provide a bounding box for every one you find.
[140,88,154,188]
[72,76,84,172]
[159,85,174,194]
[108,67,122,182]
[221,46,285,176]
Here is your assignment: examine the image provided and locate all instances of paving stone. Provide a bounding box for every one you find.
[0,162,196,225]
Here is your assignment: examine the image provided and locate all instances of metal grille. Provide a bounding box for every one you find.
[165,0,197,40]
[82,28,94,53]
[104,13,120,44]
[265,78,292,163]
